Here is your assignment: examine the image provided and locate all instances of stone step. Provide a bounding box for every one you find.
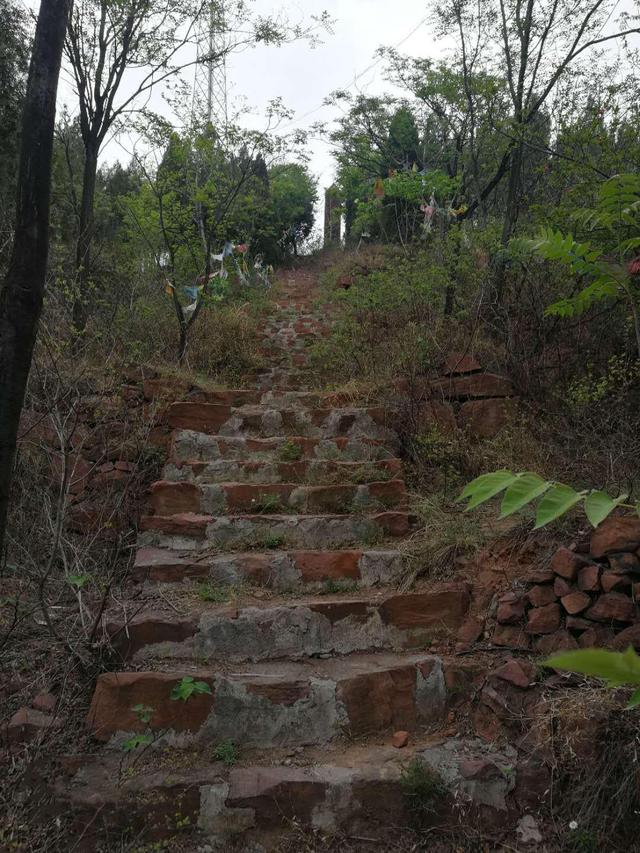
[170,432,393,464]
[149,479,408,516]
[166,402,394,441]
[54,736,526,850]
[138,510,412,551]
[105,582,471,662]
[133,546,403,586]
[163,457,403,485]
[86,652,447,747]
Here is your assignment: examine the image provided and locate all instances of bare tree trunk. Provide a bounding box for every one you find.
[72,139,99,337]
[0,0,71,558]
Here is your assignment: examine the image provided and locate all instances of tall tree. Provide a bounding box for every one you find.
[0,0,73,557]
[0,0,29,266]
[64,0,326,336]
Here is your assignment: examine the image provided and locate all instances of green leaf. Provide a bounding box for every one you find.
[545,647,640,687]
[534,484,584,528]
[627,688,640,709]
[499,473,551,519]
[458,470,517,511]
[584,491,628,528]
[122,733,153,752]
[170,676,213,702]
[67,574,90,589]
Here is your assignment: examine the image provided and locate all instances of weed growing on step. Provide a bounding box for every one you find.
[400,759,448,828]
[319,578,359,595]
[278,440,303,462]
[197,582,233,603]
[253,492,286,513]
[213,738,239,766]
[170,676,212,702]
[262,533,286,549]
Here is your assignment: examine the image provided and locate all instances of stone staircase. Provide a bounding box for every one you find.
[55,270,536,851]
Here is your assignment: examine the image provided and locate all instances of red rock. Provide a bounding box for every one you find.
[561,591,591,615]
[601,572,631,593]
[497,598,526,625]
[491,624,530,649]
[527,585,557,607]
[591,517,640,558]
[566,616,593,631]
[166,401,232,433]
[522,567,555,583]
[611,624,640,651]
[139,513,213,538]
[295,551,362,582]
[554,577,572,597]
[379,585,470,632]
[433,373,513,400]
[5,707,61,745]
[459,758,501,780]
[585,593,635,623]
[106,614,198,658]
[608,552,640,574]
[551,548,590,581]
[535,631,578,654]
[392,730,409,748]
[578,626,614,648]
[458,398,515,439]
[525,603,561,635]
[577,565,600,592]
[455,618,484,650]
[494,659,533,689]
[32,692,56,713]
[87,672,214,740]
[150,481,200,515]
[442,352,482,375]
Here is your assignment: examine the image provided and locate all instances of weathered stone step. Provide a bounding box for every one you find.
[167,402,394,441]
[170,432,393,464]
[163,456,403,485]
[87,653,447,747]
[54,736,525,850]
[138,510,411,551]
[149,479,408,516]
[133,546,402,586]
[106,582,470,662]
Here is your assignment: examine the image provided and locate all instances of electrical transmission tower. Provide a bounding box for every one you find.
[192,1,229,131]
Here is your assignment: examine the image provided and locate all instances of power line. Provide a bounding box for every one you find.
[279,15,429,132]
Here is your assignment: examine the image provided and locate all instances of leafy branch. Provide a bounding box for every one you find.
[458,470,636,529]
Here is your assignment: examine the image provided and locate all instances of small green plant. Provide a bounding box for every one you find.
[545,646,640,708]
[122,733,153,752]
[400,759,448,827]
[278,440,303,462]
[320,578,358,595]
[213,738,239,766]
[170,676,212,702]
[459,470,636,529]
[197,582,232,603]
[262,533,286,549]
[132,703,154,724]
[563,827,600,853]
[253,492,285,513]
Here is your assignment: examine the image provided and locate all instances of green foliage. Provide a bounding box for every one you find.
[197,582,232,603]
[278,440,303,462]
[213,738,239,766]
[525,175,640,355]
[400,759,448,826]
[122,733,153,752]
[545,647,640,709]
[169,676,212,702]
[459,470,635,528]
